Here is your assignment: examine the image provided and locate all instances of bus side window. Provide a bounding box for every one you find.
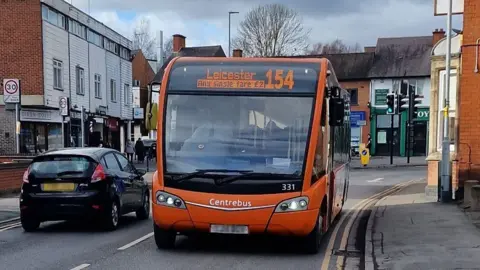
[312,97,327,183]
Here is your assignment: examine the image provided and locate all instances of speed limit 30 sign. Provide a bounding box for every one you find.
[3,79,20,103]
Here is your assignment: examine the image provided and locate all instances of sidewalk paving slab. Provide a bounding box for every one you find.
[365,180,480,270]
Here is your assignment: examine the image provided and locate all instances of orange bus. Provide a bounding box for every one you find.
[151,57,351,253]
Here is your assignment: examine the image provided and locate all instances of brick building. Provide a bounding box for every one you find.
[131,49,156,139]
[457,0,480,186]
[0,0,43,154]
[0,0,133,155]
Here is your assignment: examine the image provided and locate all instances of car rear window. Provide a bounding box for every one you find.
[30,156,96,177]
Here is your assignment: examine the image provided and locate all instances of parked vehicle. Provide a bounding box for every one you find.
[20,147,150,232]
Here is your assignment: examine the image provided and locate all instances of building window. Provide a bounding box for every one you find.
[53,59,63,89]
[87,30,103,47]
[123,84,129,105]
[120,47,130,60]
[104,38,120,55]
[76,66,85,95]
[42,5,66,30]
[94,74,101,98]
[347,88,358,105]
[69,19,86,39]
[437,69,457,152]
[110,79,117,102]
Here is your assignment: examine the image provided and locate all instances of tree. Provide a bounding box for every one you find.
[307,39,362,54]
[163,37,173,60]
[232,4,310,57]
[132,18,156,59]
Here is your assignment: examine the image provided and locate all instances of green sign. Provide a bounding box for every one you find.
[375,89,389,105]
[416,108,430,121]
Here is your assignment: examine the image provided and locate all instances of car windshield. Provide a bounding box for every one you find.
[164,94,313,175]
[30,156,95,177]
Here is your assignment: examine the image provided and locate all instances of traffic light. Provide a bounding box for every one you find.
[412,94,422,120]
[386,93,395,114]
[397,93,408,113]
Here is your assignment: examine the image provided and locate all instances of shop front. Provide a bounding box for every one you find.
[350,111,367,154]
[19,108,64,154]
[370,107,429,157]
[104,118,120,151]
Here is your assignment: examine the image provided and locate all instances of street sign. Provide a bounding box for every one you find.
[59,96,69,116]
[3,79,20,103]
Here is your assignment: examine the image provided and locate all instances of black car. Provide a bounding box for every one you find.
[20,147,150,231]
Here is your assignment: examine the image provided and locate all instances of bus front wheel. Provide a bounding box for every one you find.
[154,223,176,249]
[302,214,323,254]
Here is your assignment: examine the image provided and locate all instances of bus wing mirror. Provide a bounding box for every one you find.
[329,98,345,126]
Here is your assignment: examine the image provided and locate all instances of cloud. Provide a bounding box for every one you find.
[70,0,463,53]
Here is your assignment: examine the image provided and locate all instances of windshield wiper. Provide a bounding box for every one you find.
[216,172,302,186]
[173,169,253,183]
[56,171,84,177]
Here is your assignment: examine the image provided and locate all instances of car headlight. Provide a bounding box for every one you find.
[155,191,186,209]
[274,196,309,212]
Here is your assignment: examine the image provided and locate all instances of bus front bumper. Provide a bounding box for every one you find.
[152,201,319,237]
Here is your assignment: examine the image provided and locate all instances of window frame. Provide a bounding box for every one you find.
[75,66,85,95]
[53,59,63,90]
[94,74,101,99]
[110,79,117,102]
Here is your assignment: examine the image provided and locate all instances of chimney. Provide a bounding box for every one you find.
[364,46,376,53]
[173,34,186,53]
[433,28,445,46]
[233,49,243,57]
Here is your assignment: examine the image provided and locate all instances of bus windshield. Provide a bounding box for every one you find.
[164,94,314,175]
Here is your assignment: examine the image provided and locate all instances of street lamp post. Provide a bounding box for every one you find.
[228,11,239,57]
[440,0,453,202]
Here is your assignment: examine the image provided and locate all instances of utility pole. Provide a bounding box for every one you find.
[228,11,239,57]
[441,0,453,203]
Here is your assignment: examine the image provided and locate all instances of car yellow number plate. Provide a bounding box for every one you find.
[42,183,76,192]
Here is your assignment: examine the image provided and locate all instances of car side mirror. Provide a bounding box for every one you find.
[136,169,147,176]
[329,97,345,126]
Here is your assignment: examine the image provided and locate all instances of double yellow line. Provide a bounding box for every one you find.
[321,179,422,270]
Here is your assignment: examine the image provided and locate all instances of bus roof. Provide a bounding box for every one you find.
[164,57,333,94]
[173,56,331,65]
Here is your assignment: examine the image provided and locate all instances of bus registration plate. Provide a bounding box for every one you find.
[210,224,249,235]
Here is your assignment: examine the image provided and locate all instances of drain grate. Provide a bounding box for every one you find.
[333,249,363,257]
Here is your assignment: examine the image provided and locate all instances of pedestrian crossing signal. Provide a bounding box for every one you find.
[386,93,395,115]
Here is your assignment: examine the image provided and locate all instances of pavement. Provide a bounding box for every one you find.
[365,180,480,270]
[0,166,428,270]
[351,156,427,170]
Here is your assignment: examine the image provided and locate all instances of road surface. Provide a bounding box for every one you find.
[0,167,426,270]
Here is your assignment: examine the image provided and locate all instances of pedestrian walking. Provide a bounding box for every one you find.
[126,139,135,162]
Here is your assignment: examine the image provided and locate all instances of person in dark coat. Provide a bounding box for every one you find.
[135,138,145,163]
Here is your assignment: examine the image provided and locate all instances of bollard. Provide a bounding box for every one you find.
[464,180,480,206]
[471,185,480,212]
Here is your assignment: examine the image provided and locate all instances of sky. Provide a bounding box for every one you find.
[70,0,463,55]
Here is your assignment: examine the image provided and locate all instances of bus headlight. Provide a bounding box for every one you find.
[274,197,309,212]
[155,191,186,209]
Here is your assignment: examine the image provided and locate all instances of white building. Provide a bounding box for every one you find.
[38,0,133,152]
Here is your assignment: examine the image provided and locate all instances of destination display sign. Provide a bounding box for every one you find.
[167,61,320,93]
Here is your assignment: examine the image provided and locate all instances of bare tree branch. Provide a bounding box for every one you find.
[163,37,173,60]
[132,18,156,59]
[232,4,311,57]
[307,39,362,54]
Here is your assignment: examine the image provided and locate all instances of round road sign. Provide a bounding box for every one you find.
[4,80,18,95]
[59,97,67,108]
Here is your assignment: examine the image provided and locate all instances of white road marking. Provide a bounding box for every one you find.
[367,178,384,183]
[117,232,154,250]
[0,222,21,232]
[70,263,90,270]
